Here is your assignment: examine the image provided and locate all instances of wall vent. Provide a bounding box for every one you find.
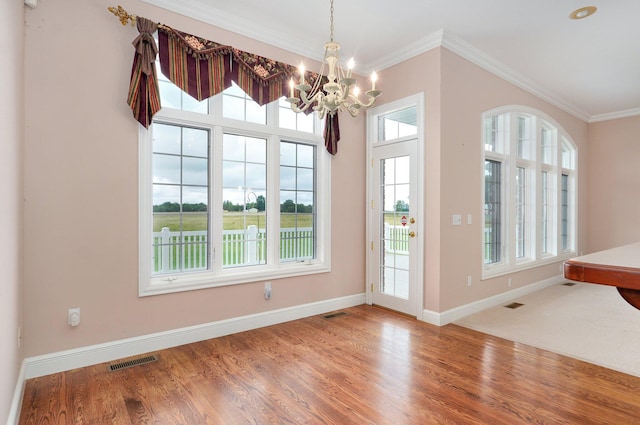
[323,311,347,319]
[504,302,524,309]
[108,354,158,372]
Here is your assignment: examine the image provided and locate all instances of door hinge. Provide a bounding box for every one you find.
[371,283,374,292]
[371,241,374,251]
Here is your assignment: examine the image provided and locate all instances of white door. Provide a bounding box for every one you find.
[367,96,423,318]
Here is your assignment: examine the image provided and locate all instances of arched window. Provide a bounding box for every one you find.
[482,106,577,278]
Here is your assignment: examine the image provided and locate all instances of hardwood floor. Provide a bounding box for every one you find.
[19,305,640,424]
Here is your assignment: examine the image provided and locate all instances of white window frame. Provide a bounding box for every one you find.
[482,106,577,279]
[138,88,331,297]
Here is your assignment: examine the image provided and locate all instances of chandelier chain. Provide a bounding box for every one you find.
[329,0,334,42]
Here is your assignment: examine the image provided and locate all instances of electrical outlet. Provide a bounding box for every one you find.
[17,326,22,349]
[508,278,512,287]
[264,282,272,300]
[68,308,81,327]
[467,275,472,287]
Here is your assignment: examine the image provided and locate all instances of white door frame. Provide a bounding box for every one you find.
[366,93,425,320]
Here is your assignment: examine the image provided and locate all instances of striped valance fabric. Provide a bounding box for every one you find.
[157,28,233,101]
[127,17,160,129]
[127,20,341,154]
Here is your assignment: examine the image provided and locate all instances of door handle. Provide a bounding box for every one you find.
[408,231,416,238]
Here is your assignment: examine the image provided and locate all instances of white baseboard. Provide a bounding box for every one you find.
[23,293,365,380]
[422,275,565,326]
[6,362,26,425]
[12,280,566,422]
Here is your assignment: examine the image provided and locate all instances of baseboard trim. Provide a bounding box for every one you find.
[6,361,26,425]
[422,275,565,326]
[23,293,365,380]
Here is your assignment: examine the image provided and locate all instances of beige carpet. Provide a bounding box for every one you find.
[455,282,640,377]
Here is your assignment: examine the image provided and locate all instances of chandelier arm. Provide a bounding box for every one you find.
[298,89,323,107]
[345,104,360,117]
[291,98,317,114]
[348,91,381,108]
[287,100,305,114]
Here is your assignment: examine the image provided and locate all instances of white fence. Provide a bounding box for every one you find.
[153,224,409,273]
[153,226,314,273]
[384,224,410,254]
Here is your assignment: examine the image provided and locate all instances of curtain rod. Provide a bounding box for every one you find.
[108,5,169,29]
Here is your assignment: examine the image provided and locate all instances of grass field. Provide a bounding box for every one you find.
[153,212,410,232]
[153,212,314,232]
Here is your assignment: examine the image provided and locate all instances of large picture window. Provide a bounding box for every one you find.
[139,75,330,296]
[482,107,577,278]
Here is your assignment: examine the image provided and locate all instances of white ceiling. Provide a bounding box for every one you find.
[142,0,640,122]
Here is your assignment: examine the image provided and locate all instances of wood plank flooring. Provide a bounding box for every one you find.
[18,305,640,424]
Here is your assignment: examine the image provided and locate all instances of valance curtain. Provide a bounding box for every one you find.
[127,19,341,154]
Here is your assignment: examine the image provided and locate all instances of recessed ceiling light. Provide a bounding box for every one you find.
[569,6,597,20]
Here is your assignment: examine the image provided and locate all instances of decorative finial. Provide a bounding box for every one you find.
[108,5,136,26]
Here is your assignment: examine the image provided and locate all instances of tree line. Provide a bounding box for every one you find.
[154,198,312,213]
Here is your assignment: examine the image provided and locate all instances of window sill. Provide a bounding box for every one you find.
[481,252,575,281]
[139,261,331,297]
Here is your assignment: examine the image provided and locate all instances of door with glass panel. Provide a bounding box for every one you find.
[368,100,422,316]
[370,140,419,315]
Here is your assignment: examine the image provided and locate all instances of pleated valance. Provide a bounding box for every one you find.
[124,15,340,154]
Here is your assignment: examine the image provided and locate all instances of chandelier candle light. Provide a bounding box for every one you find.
[286,0,381,118]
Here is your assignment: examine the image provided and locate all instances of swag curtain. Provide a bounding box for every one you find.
[157,28,233,101]
[127,19,341,154]
[127,17,160,128]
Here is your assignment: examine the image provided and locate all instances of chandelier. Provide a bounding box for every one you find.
[286,0,381,119]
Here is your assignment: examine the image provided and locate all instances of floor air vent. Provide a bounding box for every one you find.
[505,302,524,309]
[563,282,577,286]
[323,311,347,319]
[108,354,158,372]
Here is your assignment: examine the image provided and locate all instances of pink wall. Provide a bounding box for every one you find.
[379,48,589,312]
[22,0,366,357]
[18,0,639,370]
[587,116,640,252]
[438,49,589,310]
[375,49,443,312]
[0,0,25,420]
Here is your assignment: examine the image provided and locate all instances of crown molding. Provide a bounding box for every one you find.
[439,31,592,122]
[140,0,324,63]
[364,29,444,73]
[366,31,640,123]
[588,108,640,123]
[368,29,592,122]
[140,0,638,123]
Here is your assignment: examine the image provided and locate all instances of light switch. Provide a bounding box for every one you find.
[452,214,462,225]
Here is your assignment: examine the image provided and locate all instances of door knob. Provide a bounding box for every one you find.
[408,231,416,238]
